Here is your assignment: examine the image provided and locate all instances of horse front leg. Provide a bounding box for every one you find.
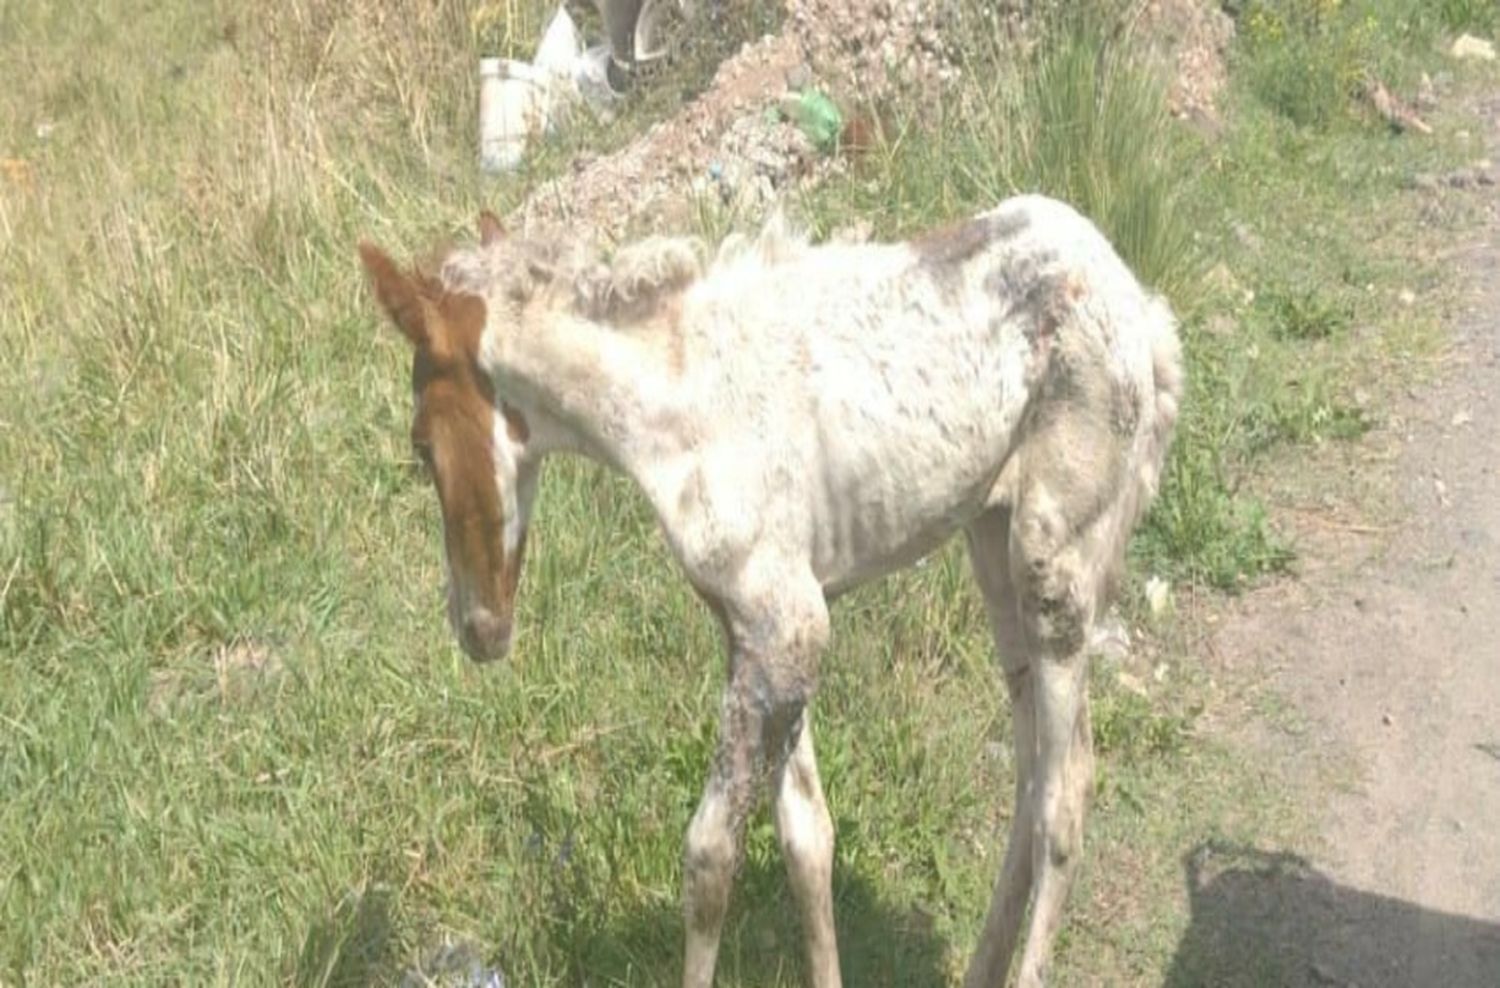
[771,709,840,988]
[682,565,831,988]
[682,670,766,988]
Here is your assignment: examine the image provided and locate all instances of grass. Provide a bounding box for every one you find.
[0,0,1489,984]
[1441,0,1500,34]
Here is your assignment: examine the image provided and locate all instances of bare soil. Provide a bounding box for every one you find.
[1191,91,1500,987]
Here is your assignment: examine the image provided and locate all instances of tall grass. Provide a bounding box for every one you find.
[805,10,1193,295]
[1233,0,1497,127]
[1437,0,1500,34]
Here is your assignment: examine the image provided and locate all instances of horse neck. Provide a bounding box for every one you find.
[484,305,695,487]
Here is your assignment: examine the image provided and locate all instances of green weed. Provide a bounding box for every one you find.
[1092,676,1195,762]
[1137,440,1295,590]
[1260,286,1354,341]
[1236,0,1379,127]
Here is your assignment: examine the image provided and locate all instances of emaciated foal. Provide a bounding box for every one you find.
[359,195,1183,987]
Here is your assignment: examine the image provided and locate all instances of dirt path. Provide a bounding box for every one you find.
[1193,91,1500,987]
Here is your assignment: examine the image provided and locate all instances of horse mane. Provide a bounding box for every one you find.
[569,235,707,323]
[439,207,815,326]
[565,207,813,324]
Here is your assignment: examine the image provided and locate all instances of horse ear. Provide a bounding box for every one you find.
[359,242,429,348]
[478,210,504,246]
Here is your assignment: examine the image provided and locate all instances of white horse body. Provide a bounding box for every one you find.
[375,192,1182,988]
[601,196,1174,603]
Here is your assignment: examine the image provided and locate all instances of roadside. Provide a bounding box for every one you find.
[1188,87,1500,986]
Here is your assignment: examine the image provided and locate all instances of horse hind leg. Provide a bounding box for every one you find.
[962,505,1040,988]
[1009,480,1120,988]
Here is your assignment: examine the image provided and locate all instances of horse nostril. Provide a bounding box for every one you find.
[461,609,511,661]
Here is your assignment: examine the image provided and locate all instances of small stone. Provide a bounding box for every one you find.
[1382,713,1394,727]
[828,219,873,244]
[1398,289,1416,306]
[1452,410,1473,427]
[1145,576,1173,619]
[1232,220,1261,250]
[1451,34,1497,61]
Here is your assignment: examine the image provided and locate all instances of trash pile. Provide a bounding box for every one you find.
[785,0,970,102]
[508,21,810,242]
[494,1,1243,244]
[493,0,993,239]
[479,1,677,173]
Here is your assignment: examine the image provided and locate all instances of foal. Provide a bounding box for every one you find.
[360,196,1183,987]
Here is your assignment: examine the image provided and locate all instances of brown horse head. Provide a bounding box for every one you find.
[358,215,533,662]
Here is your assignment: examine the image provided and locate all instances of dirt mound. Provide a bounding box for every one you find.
[515,1,1233,244]
[1139,0,1236,123]
[788,0,1007,102]
[515,0,1001,243]
[516,31,804,243]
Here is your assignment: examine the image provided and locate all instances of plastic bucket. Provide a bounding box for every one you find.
[479,58,553,174]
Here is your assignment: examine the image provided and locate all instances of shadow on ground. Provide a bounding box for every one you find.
[548,852,949,987]
[1167,842,1500,987]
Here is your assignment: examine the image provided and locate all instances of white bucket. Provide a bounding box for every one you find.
[478,58,554,174]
